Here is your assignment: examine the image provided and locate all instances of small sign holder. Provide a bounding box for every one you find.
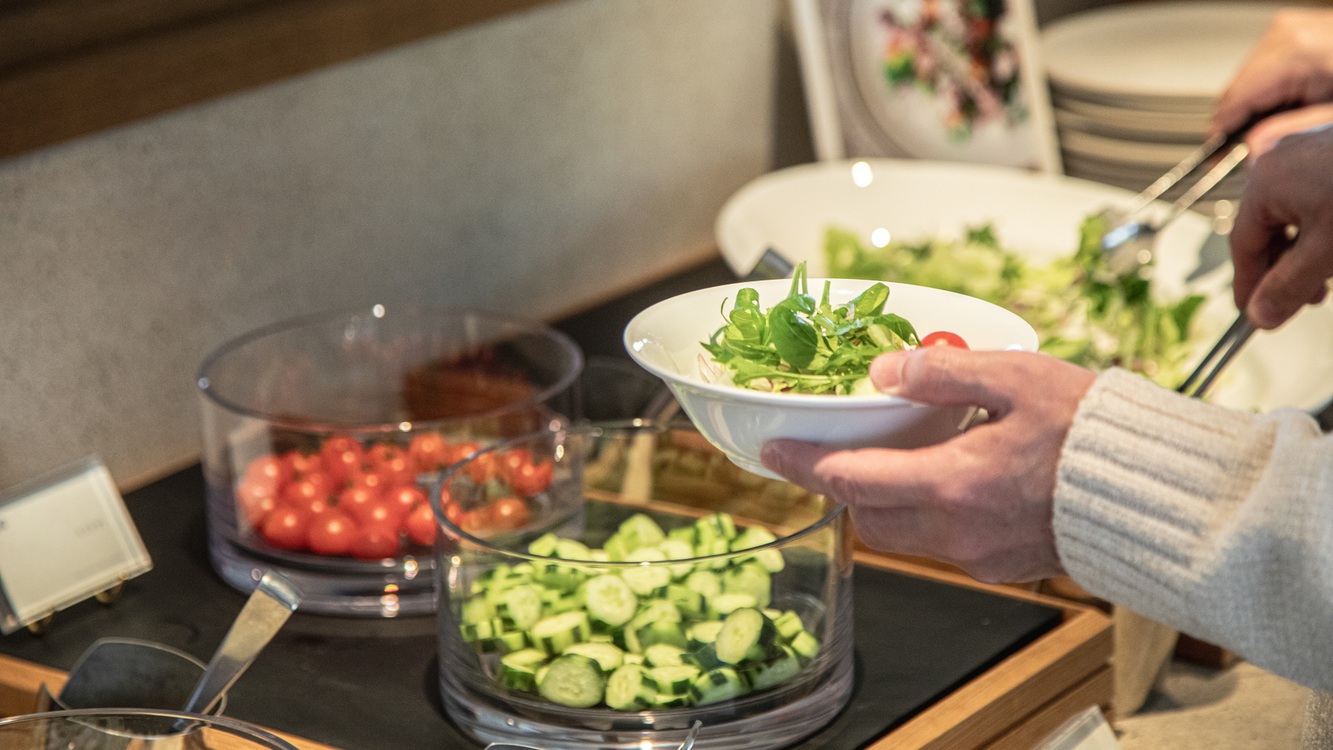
[0,457,152,635]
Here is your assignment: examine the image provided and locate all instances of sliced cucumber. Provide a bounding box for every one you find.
[530,611,592,656]
[617,513,667,550]
[643,643,687,667]
[621,547,671,596]
[722,561,772,609]
[689,667,746,706]
[496,584,544,630]
[563,641,626,673]
[605,664,658,711]
[459,511,819,711]
[714,608,775,665]
[537,654,606,708]
[581,574,637,629]
[730,526,785,572]
[649,664,700,694]
[743,645,802,692]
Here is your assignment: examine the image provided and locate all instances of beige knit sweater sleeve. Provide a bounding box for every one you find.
[1053,368,1333,692]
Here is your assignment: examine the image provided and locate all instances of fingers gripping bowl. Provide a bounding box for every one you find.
[624,278,1039,479]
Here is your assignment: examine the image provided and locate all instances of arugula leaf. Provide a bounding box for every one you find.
[702,262,918,395]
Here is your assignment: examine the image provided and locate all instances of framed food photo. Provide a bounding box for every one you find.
[791,0,1062,172]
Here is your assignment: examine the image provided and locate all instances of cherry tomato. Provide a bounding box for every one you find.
[351,523,401,560]
[236,481,278,528]
[336,483,379,519]
[408,432,452,473]
[289,492,332,519]
[443,501,464,528]
[405,503,437,547]
[466,451,500,483]
[509,460,553,497]
[488,497,531,531]
[347,469,388,496]
[460,509,491,534]
[348,497,406,531]
[449,441,483,466]
[320,435,364,484]
[499,448,533,476]
[283,450,324,477]
[920,331,970,349]
[282,475,332,508]
[385,484,427,518]
[307,510,358,556]
[367,443,414,486]
[261,506,309,551]
[244,454,291,493]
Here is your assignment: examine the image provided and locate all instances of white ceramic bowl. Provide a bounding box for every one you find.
[624,277,1038,478]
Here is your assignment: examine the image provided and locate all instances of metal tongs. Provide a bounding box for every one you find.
[1176,313,1255,400]
[1098,110,1282,278]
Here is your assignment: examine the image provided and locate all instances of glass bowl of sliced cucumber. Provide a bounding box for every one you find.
[431,423,853,750]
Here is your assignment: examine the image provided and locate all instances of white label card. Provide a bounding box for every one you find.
[0,457,152,633]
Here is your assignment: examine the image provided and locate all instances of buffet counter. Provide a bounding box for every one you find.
[0,258,1112,749]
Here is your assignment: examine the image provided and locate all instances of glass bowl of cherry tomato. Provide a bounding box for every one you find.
[197,304,582,617]
[432,423,853,750]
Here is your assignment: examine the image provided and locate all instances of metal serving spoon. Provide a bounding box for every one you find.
[181,571,302,715]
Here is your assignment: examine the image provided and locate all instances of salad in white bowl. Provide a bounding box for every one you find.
[624,270,1037,479]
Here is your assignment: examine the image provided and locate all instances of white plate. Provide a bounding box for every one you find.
[1059,129,1201,167]
[714,159,1333,412]
[1041,2,1274,109]
[1054,107,1208,144]
[839,0,1047,167]
[1052,95,1210,135]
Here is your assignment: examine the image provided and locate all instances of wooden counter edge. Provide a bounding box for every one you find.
[855,551,1114,750]
[0,656,339,750]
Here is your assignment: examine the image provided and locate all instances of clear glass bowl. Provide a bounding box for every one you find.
[0,708,297,749]
[197,304,582,617]
[432,424,853,750]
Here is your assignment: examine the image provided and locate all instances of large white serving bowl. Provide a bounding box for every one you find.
[625,277,1038,479]
[715,158,1333,415]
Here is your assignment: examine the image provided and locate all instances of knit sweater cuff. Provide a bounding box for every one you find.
[1052,368,1260,628]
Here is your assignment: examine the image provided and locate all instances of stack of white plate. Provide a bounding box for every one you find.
[1041,2,1277,209]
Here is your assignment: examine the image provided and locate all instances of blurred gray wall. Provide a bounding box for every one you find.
[0,0,807,489]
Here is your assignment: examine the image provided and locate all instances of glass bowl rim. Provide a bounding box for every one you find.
[0,707,300,748]
[432,421,845,564]
[195,303,584,434]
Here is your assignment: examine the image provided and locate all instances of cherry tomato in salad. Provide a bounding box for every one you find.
[307,510,358,556]
[405,503,437,547]
[261,506,309,551]
[920,331,970,350]
[351,523,401,560]
[409,432,452,473]
[320,435,364,484]
[488,497,531,531]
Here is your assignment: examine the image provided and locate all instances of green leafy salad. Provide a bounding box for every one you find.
[824,215,1207,385]
[701,262,922,395]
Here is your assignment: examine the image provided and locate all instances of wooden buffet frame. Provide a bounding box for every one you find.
[0,552,1111,750]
